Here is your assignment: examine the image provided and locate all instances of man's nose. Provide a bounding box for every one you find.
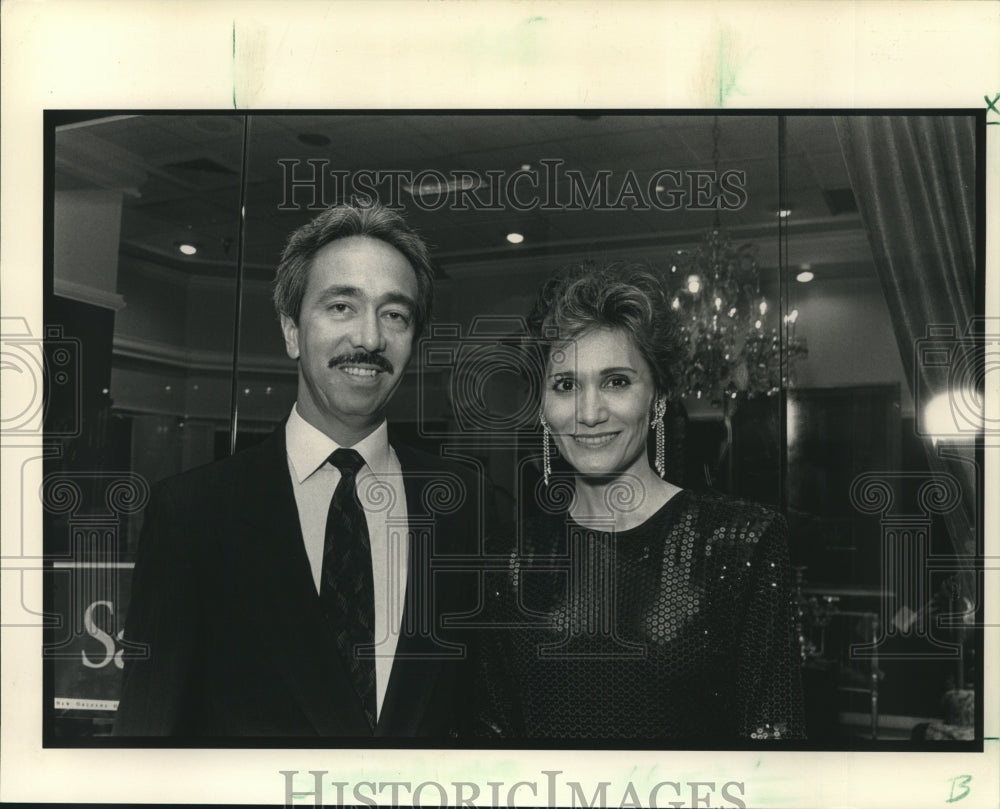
[353,310,386,353]
[576,386,607,426]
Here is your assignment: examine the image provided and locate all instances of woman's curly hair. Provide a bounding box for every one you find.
[526,262,686,399]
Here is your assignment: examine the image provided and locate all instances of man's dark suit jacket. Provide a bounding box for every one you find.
[113,424,486,739]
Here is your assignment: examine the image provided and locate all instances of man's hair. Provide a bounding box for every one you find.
[526,262,685,398]
[273,201,435,336]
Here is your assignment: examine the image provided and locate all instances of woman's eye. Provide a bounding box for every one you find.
[605,375,631,388]
[551,377,575,392]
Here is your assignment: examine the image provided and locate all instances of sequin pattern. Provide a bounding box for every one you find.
[477,489,806,740]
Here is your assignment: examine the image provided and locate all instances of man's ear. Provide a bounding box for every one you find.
[280,314,300,360]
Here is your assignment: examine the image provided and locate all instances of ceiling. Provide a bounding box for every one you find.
[54,112,871,286]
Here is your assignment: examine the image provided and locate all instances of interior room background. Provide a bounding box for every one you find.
[42,112,983,744]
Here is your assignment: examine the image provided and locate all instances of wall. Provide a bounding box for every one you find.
[53,189,125,309]
[114,257,191,353]
[791,274,913,415]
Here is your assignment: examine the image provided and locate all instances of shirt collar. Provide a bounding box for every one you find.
[285,404,392,483]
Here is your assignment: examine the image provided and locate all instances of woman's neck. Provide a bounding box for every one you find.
[570,464,681,532]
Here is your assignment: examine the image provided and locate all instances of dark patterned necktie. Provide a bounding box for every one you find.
[321,448,376,729]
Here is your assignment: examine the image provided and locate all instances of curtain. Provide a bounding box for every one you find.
[834,116,978,611]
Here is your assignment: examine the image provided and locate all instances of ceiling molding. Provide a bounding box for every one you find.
[54,279,127,311]
[441,218,873,281]
[112,334,438,378]
[119,249,275,292]
[116,214,872,289]
[435,214,863,265]
[113,333,296,375]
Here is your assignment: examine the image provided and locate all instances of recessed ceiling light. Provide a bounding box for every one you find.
[178,243,197,255]
[777,208,792,218]
[796,270,815,283]
[506,232,524,244]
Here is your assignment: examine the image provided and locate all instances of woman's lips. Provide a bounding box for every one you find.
[571,431,620,448]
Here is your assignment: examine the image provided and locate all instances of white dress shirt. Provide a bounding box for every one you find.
[285,404,409,720]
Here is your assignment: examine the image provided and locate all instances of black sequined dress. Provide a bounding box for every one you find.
[478,488,806,741]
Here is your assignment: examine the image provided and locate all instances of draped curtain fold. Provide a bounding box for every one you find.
[833,116,978,586]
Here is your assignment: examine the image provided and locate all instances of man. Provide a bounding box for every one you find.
[114,201,486,738]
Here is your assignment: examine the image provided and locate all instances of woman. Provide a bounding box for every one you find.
[478,263,805,741]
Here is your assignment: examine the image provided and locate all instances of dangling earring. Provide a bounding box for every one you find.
[539,409,552,486]
[652,396,667,478]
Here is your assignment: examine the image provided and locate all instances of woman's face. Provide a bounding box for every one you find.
[542,327,658,479]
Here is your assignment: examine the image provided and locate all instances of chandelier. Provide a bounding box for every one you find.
[668,120,807,403]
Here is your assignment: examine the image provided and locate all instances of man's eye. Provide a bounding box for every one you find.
[383,311,411,325]
[327,302,351,313]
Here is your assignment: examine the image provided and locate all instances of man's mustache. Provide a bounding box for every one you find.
[327,351,394,374]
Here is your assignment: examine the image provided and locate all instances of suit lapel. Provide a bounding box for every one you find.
[238,426,372,737]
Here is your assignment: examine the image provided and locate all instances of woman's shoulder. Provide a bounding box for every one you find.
[672,488,787,550]
[680,487,783,520]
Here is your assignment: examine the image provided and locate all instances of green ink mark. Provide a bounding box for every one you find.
[231,22,268,110]
[716,27,737,106]
[986,92,1000,124]
[946,775,972,803]
[232,22,237,109]
[698,22,752,108]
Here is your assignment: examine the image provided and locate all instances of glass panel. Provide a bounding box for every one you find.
[45,113,246,736]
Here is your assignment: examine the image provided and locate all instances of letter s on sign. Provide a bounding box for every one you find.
[82,600,118,669]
